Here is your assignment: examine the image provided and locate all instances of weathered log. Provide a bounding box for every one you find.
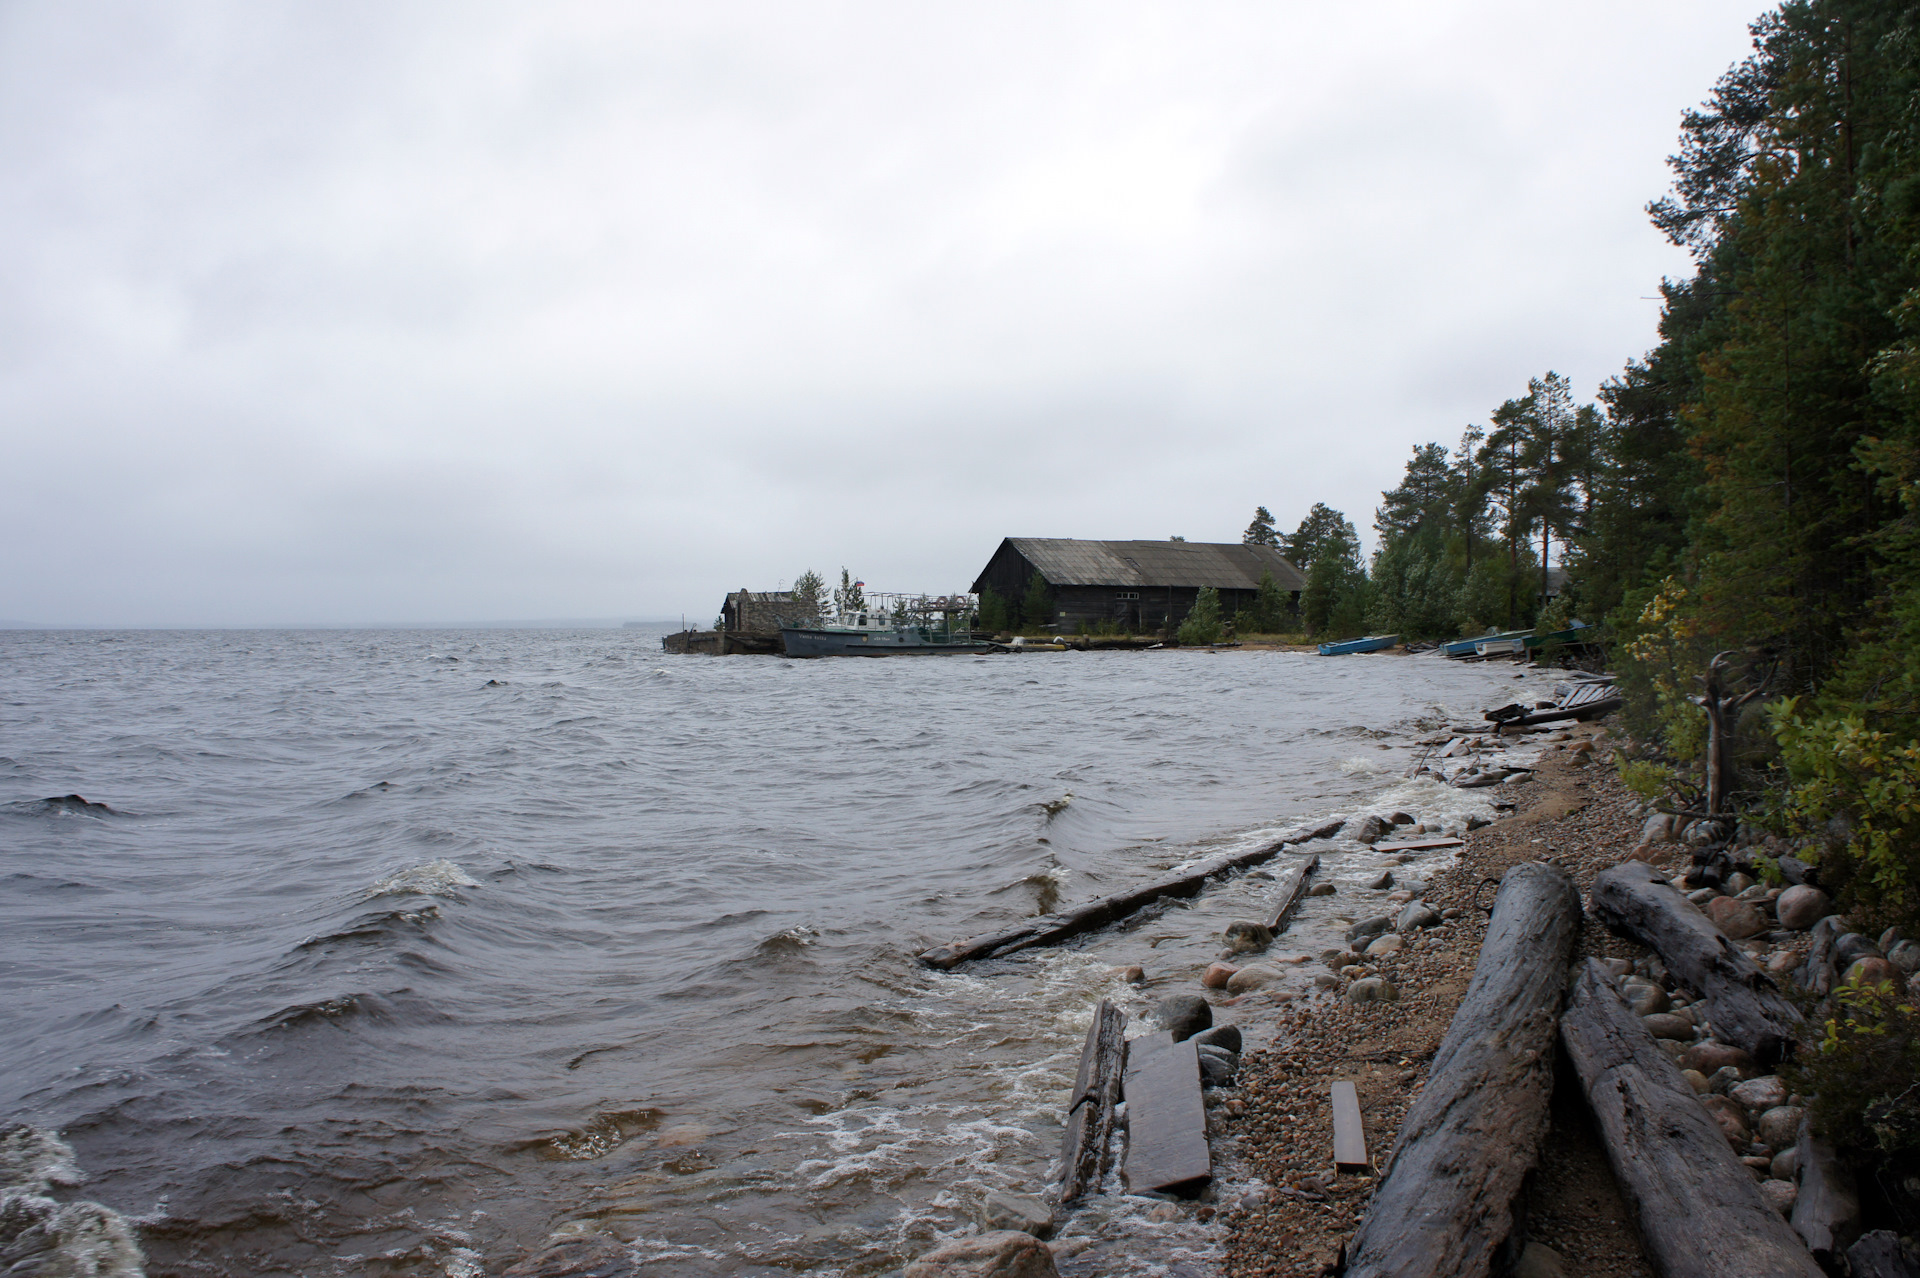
[1121,1031,1210,1195]
[1791,1117,1862,1269]
[1846,1231,1920,1278]
[1059,1000,1126,1204]
[1559,959,1823,1278]
[916,819,1344,968]
[1341,861,1580,1278]
[1265,853,1320,933]
[1590,861,1802,1066]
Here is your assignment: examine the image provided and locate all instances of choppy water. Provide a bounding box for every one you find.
[0,628,1554,1276]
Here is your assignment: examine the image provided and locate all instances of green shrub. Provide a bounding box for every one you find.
[1770,698,1920,930]
[1788,981,1920,1165]
[1177,587,1224,646]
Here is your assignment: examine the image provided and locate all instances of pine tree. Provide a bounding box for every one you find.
[789,570,827,624]
[1177,587,1223,645]
[1242,506,1280,546]
[1021,573,1054,631]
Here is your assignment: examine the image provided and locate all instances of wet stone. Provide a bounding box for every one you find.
[904,1230,1059,1278]
[980,1191,1054,1238]
[1152,995,1212,1041]
[1223,921,1274,954]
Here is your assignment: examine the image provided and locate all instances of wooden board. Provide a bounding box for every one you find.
[1341,862,1580,1278]
[1372,837,1465,853]
[1561,959,1823,1278]
[1265,853,1319,933]
[1793,1120,1862,1268]
[917,818,1345,968]
[1122,1032,1210,1195]
[1330,1081,1368,1173]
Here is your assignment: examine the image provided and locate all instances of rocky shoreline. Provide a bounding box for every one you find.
[1224,722,1651,1278]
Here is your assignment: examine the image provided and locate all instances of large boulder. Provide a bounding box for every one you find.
[1222,921,1273,954]
[1344,814,1390,844]
[1395,902,1441,932]
[1151,995,1212,1041]
[1731,1076,1789,1114]
[904,1231,1059,1278]
[1346,915,1393,947]
[1643,1013,1695,1041]
[1844,957,1900,990]
[1621,980,1669,1016]
[1704,896,1768,940]
[1775,884,1833,930]
[1225,965,1282,995]
[980,1192,1053,1238]
[1682,1041,1755,1075]
[1191,1024,1242,1054]
[1345,977,1399,1005]
[1756,1105,1806,1148]
[1700,1094,1751,1147]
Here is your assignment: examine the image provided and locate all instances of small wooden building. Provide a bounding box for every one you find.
[721,589,806,632]
[970,538,1305,633]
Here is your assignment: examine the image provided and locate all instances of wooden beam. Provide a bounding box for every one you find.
[1122,1032,1210,1195]
[1266,853,1320,933]
[1561,959,1823,1278]
[1372,837,1465,853]
[1341,862,1581,1278]
[1330,1081,1368,1174]
[1059,1000,1127,1204]
[916,820,1345,969]
[1590,861,1801,1066]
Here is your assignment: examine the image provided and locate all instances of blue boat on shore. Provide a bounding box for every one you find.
[1317,634,1399,656]
[1438,628,1533,658]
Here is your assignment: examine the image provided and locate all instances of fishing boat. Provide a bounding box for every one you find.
[780,592,993,657]
[1473,635,1530,657]
[1439,628,1533,658]
[1522,623,1601,651]
[1316,634,1399,656]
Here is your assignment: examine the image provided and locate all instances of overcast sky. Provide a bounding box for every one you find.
[1,1,1764,626]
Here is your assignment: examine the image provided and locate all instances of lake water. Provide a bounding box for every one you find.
[0,628,1553,1276]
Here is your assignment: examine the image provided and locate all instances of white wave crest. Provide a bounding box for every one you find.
[367,859,481,898]
[0,1127,145,1277]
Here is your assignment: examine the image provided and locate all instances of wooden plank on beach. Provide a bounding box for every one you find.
[1122,1031,1210,1195]
[1330,1081,1368,1173]
[1059,1000,1127,1204]
[1341,862,1581,1278]
[1561,959,1823,1278]
[1372,837,1465,853]
[1265,853,1319,933]
[1590,861,1801,1066]
[916,818,1346,969]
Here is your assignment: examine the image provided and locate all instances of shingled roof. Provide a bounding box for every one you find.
[983,538,1306,592]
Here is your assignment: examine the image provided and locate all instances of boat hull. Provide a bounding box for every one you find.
[780,627,994,658]
[1317,635,1399,656]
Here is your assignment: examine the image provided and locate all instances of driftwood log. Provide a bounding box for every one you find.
[1559,959,1823,1278]
[1847,1232,1920,1278]
[1589,861,1802,1066]
[1059,1000,1126,1204]
[917,819,1344,968]
[1341,861,1580,1278]
[1265,853,1320,933]
[1792,1117,1862,1269]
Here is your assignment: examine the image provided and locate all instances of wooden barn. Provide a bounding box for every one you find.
[970,538,1306,633]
